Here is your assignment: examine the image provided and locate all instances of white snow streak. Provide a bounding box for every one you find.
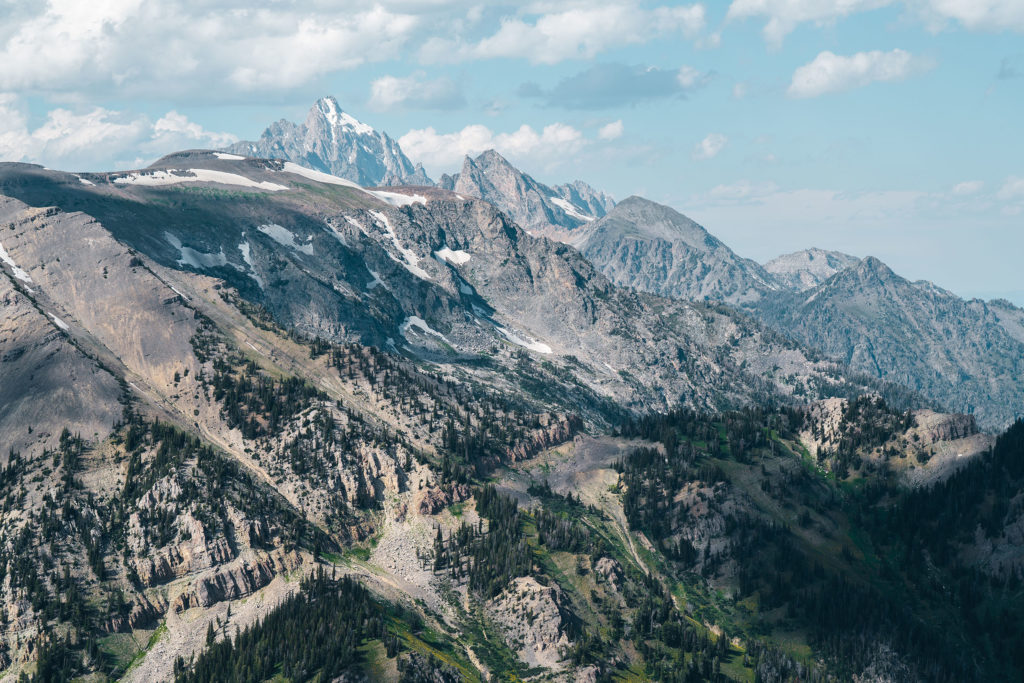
[497,326,552,354]
[0,240,33,284]
[400,316,448,342]
[114,169,287,191]
[434,246,471,265]
[549,196,593,222]
[369,210,430,280]
[257,224,314,256]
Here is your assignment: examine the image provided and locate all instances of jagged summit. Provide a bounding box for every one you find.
[224,95,432,187]
[763,248,860,291]
[439,149,614,240]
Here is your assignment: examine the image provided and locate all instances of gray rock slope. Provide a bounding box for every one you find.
[225,95,431,187]
[439,149,614,241]
[763,248,861,291]
[576,196,779,305]
[0,152,883,423]
[751,256,1024,431]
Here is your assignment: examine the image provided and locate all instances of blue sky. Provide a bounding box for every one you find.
[1,1,1022,303]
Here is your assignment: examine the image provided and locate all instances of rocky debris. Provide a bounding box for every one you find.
[418,483,471,515]
[225,96,430,187]
[172,550,302,612]
[485,576,574,671]
[507,414,582,462]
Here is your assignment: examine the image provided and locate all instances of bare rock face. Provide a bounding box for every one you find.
[172,550,302,612]
[225,96,431,187]
[507,414,581,462]
[485,576,574,671]
[593,556,624,592]
[417,483,471,515]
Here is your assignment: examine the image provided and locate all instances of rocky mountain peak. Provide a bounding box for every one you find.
[223,96,431,187]
[576,196,778,305]
[763,248,860,291]
[438,149,613,240]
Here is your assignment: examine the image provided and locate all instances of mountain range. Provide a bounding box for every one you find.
[0,97,1023,681]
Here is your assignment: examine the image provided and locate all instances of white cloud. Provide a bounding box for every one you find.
[952,180,984,195]
[399,122,590,175]
[726,1,1024,46]
[997,176,1024,200]
[788,49,923,98]
[693,133,727,160]
[727,0,895,46]
[0,95,235,170]
[598,120,624,140]
[915,0,1024,33]
[732,82,748,99]
[420,4,705,64]
[0,2,421,97]
[368,73,464,111]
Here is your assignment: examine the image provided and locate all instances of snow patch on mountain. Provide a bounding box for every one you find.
[164,232,228,269]
[114,169,287,191]
[434,246,471,265]
[0,240,33,284]
[258,224,314,256]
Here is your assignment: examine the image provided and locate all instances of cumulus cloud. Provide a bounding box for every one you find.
[952,180,984,195]
[420,4,706,65]
[693,133,727,160]
[997,176,1024,200]
[399,122,593,175]
[0,95,236,170]
[788,49,926,98]
[727,0,895,46]
[727,1,1024,45]
[0,1,421,97]
[915,0,1024,33]
[369,73,465,111]
[598,120,624,140]
[519,63,711,109]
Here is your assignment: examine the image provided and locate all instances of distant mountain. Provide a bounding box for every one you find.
[752,256,1024,430]
[764,248,860,291]
[225,95,432,187]
[438,149,614,240]
[575,196,778,305]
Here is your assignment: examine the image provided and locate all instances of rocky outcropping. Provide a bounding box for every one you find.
[172,550,302,612]
[507,414,582,462]
[485,576,574,671]
[417,483,471,515]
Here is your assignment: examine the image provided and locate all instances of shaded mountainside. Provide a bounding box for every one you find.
[763,248,860,291]
[439,149,614,241]
[751,256,1024,431]
[0,153,880,425]
[0,148,1019,682]
[225,96,431,187]
[576,196,778,305]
